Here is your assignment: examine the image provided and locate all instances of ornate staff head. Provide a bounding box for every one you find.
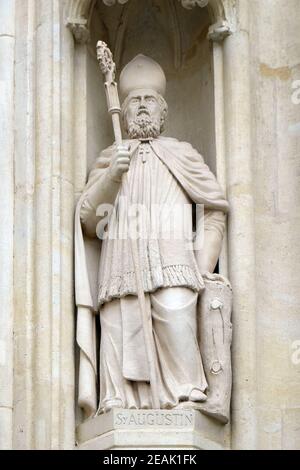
[96,40,116,83]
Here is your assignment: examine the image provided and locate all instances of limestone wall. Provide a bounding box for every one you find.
[250,0,300,450]
[0,0,299,450]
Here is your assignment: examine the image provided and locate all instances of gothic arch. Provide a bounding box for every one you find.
[64,0,235,44]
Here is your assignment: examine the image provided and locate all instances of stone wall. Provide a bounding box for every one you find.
[0,0,299,450]
[250,0,300,450]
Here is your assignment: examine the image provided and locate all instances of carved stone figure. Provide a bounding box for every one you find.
[75,54,232,424]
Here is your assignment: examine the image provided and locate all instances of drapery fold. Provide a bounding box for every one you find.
[75,137,228,417]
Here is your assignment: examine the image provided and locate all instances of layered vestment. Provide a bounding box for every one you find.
[75,137,229,417]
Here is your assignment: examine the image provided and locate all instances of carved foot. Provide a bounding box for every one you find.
[98,399,124,414]
[174,390,207,410]
[98,400,154,414]
[189,389,207,402]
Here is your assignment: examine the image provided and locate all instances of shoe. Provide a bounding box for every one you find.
[98,398,123,414]
[189,389,207,402]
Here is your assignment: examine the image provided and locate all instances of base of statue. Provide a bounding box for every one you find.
[76,408,229,450]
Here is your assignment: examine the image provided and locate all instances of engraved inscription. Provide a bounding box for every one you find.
[114,410,194,428]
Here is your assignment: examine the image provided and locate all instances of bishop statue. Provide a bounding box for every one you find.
[75,55,231,423]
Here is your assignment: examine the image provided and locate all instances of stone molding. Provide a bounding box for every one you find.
[102,0,209,7]
[76,409,228,450]
[67,20,90,44]
[64,0,95,44]
[208,19,232,42]
[64,0,235,44]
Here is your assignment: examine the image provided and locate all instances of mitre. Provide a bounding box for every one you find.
[119,54,166,100]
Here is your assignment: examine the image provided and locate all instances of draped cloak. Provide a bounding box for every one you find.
[75,136,229,418]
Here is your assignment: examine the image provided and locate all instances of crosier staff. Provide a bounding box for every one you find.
[96,41,160,409]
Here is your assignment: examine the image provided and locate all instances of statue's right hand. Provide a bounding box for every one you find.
[108,144,131,183]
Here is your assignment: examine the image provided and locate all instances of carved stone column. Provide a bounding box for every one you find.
[222,0,257,450]
[13,0,76,449]
[0,0,16,451]
[209,19,232,278]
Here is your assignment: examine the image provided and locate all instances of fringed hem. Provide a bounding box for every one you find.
[98,264,204,306]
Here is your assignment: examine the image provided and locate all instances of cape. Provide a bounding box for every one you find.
[75,136,229,417]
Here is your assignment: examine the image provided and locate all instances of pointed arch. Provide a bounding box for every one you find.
[64,0,235,44]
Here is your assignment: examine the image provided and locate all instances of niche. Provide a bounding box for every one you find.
[85,0,216,174]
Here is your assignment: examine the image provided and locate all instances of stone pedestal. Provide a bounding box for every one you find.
[76,409,228,450]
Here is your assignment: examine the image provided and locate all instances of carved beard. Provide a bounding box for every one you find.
[126,113,161,139]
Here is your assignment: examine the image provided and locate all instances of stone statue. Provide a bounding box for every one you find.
[75,54,232,424]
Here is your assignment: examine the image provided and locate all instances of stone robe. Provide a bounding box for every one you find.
[75,136,229,417]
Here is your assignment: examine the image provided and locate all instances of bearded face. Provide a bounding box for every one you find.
[122,89,167,139]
